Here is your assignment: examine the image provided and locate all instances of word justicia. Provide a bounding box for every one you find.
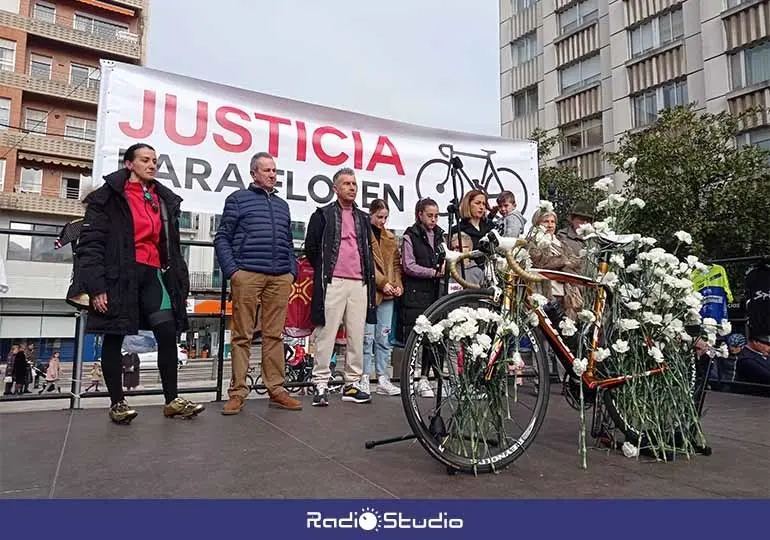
[306,509,464,530]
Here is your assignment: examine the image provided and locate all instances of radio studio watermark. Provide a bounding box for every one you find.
[306,506,464,531]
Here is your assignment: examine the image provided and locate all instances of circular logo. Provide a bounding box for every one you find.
[358,511,378,531]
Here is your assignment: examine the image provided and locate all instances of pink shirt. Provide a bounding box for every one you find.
[333,206,363,280]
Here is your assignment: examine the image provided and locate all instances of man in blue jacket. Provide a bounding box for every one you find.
[214,152,299,413]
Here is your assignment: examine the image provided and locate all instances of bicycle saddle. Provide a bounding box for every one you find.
[480,149,497,155]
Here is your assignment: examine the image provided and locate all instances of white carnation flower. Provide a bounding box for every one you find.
[594,348,611,362]
[476,334,492,350]
[638,237,657,247]
[686,255,699,268]
[593,177,613,191]
[530,294,549,308]
[626,263,642,273]
[679,331,693,343]
[715,343,729,358]
[625,301,642,311]
[718,319,732,336]
[538,200,555,213]
[527,312,540,327]
[559,318,578,337]
[648,346,665,363]
[617,318,641,331]
[601,271,619,288]
[612,339,630,354]
[641,312,663,326]
[629,197,646,209]
[623,156,638,169]
[576,223,595,237]
[702,318,718,331]
[506,321,520,336]
[610,253,626,269]
[573,357,588,376]
[578,310,596,323]
[674,230,693,245]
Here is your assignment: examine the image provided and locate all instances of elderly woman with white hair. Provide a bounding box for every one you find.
[526,206,584,320]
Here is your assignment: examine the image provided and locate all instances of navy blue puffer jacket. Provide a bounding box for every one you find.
[213,184,297,279]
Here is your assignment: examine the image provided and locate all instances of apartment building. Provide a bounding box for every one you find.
[0,0,148,361]
[499,0,770,179]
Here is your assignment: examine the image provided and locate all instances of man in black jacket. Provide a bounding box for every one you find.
[304,168,376,406]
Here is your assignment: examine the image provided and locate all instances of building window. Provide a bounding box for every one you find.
[0,38,16,72]
[513,86,538,117]
[560,0,599,34]
[179,211,194,229]
[738,127,770,161]
[7,222,73,263]
[632,79,688,127]
[19,167,43,193]
[64,116,96,142]
[32,1,56,23]
[730,41,770,90]
[512,32,537,67]
[29,53,52,80]
[725,0,748,8]
[73,12,129,40]
[0,98,10,129]
[70,63,101,90]
[25,109,47,134]
[512,0,536,13]
[561,117,603,155]
[0,159,5,192]
[60,175,80,200]
[559,54,601,94]
[630,9,684,58]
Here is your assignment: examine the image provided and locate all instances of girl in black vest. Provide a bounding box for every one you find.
[400,198,444,398]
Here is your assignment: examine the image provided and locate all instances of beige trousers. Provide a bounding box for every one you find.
[312,277,367,388]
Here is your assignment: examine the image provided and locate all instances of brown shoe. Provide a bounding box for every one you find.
[268,389,302,411]
[221,395,245,415]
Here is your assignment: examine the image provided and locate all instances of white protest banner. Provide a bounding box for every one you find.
[93,60,539,231]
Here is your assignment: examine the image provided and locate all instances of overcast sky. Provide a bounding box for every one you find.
[145,0,500,137]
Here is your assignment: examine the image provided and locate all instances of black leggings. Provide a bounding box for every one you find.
[101,264,178,405]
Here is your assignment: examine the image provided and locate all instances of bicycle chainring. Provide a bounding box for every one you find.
[562,375,595,411]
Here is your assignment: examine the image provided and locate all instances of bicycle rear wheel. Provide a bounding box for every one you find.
[400,289,550,474]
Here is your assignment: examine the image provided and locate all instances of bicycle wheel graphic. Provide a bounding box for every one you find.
[484,167,530,215]
[415,158,460,217]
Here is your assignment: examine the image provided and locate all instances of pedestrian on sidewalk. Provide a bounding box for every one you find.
[39,351,61,394]
[214,152,299,414]
[304,168,377,407]
[77,143,204,424]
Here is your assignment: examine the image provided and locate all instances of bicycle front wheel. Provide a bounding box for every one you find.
[400,289,550,474]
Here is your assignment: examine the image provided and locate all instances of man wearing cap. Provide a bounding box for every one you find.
[557,201,594,256]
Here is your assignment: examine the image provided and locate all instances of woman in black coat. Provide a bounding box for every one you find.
[77,143,204,424]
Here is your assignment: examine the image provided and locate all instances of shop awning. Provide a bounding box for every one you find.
[17,152,92,170]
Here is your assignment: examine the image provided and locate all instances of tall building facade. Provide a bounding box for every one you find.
[499,0,770,179]
[0,0,148,360]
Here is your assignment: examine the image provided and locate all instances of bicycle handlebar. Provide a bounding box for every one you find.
[438,143,453,159]
[443,230,546,287]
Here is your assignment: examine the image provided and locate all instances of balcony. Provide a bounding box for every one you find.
[0,131,94,161]
[109,0,148,10]
[189,272,223,292]
[0,10,140,60]
[0,190,86,217]
[0,69,99,105]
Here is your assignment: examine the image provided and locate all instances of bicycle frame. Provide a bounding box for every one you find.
[471,255,667,391]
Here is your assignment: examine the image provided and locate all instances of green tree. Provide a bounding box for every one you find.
[605,104,770,261]
[531,128,600,229]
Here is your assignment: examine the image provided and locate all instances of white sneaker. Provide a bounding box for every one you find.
[414,378,434,398]
[376,375,401,396]
[359,376,371,395]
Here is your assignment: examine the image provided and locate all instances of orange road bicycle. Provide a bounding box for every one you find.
[399,230,711,474]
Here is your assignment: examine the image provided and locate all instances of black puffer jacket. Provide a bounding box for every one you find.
[304,201,376,327]
[77,169,190,335]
